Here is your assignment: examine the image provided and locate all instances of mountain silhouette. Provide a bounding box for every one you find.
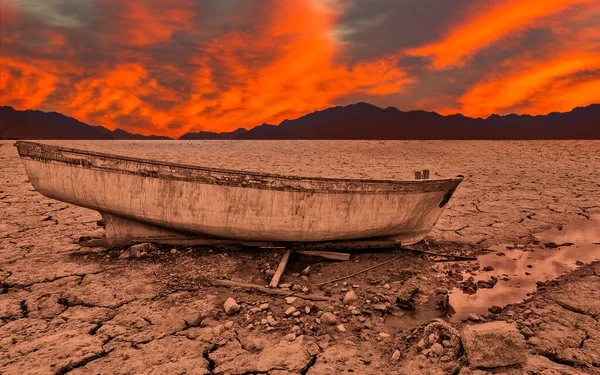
[182,102,600,140]
[2,103,599,140]
[0,106,171,140]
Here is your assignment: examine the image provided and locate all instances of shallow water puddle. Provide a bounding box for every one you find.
[447,214,600,322]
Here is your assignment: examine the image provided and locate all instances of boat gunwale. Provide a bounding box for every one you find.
[15,141,463,193]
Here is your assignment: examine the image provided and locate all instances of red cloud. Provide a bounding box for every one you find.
[407,0,595,69]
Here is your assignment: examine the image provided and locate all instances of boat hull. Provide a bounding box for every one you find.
[16,142,462,245]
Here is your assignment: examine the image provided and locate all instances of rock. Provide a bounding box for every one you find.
[259,303,269,310]
[343,290,358,305]
[336,324,346,333]
[430,343,444,356]
[285,297,297,304]
[301,266,311,275]
[282,333,296,341]
[129,243,152,257]
[468,313,480,321]
[304,306,311,314]
[488,305,502,314]
[372,303,387,311]
[223,298,240,315]
[250,307,261,313]
[265,269,276,276]
[320,312,337,325]
[291,284,303,292]
[170,248,178,254]
[391,349,401,362]
[379,332,391,339]
[462,321,526,368]
[285,306,297,316]
[482,266,494,271]
[267,316,278,326]
[224,321,234,329]
[421,319,462,358]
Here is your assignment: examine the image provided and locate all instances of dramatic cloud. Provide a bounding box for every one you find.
[1,0,599,136]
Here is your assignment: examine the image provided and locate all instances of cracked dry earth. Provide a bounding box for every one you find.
[1,140,600,375]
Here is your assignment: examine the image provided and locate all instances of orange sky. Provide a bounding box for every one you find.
[1,0,599,137]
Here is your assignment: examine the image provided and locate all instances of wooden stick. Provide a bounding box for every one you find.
[269,249,292,288]
[209,279,334,301]
[311,254,404,286]
[295,250,351,261]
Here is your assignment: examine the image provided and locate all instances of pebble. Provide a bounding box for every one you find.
[383,283,391,289]
[301,266,311,275]
[372,303,387,311]
[343,290,358,305]
[283,333,296,341]
[259,303,269,310]
[430,343,444,356]
[336,324,347,333]
[267,316,278,326]
[250,307,261,313]
[320,312,337,325]
[292,311,301,317]
[391,350,401,362]
[170,248,177,254]
[265,270,276,276]
[285,297,297,304]
[223,298,240,315]
[379,332,391,338]
[488,305,502,314]
[224,321,234,329]
[304,306,311,314]
[285,306,297,316]
[468,313,480,321]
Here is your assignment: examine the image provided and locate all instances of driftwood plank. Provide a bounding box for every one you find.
[269,249,292,288]
[295,250,351,261]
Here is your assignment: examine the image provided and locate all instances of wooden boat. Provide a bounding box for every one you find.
[15,141,462,246]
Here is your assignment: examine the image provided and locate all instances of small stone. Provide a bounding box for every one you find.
[440,355,451,362]
[468,313,480,321]
[430,343,444,356]
[482,266,494,271]
[170,248,178,254]
[320,312,337,325]
[372,303,387,311]
[300,275,309,282]
[379,332,391,339]
[442,340,452,348]
[246,324,254,329]
[304,306,311,314]
[285,306,297,316]
[261,318,268,325]
[259,303,269,310]
[223,298,240,315]
[336,324,347,333]
[301,266,311,275]
[575,260,584,266]
[265,269,276,276]
[279,283,291,289]
[283,333,296,341]
[224,321,234,329]
[292,311,301,317]
[291,284,303,292]
[383,284,391,289]
[488,305,502,314]
[250,307,261,313]
[301,287,309,293]
[129,243,151,257]
[391,350,401,362]
[285,297,297,304]
[267,315,278,326]
[292,325,301,332]
[343,290,358,305]
[351,309,361,315]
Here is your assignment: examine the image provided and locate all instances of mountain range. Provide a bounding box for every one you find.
[1,103,599,140]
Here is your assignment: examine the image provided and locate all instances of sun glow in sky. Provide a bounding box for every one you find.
[1,0,599,136]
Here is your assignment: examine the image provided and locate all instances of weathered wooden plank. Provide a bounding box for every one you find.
[295,250,351,261]
[269,249,292,288]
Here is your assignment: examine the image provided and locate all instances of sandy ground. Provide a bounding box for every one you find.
[1,140,599,374]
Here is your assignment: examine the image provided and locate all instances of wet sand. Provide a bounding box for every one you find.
[1,140,599,374]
